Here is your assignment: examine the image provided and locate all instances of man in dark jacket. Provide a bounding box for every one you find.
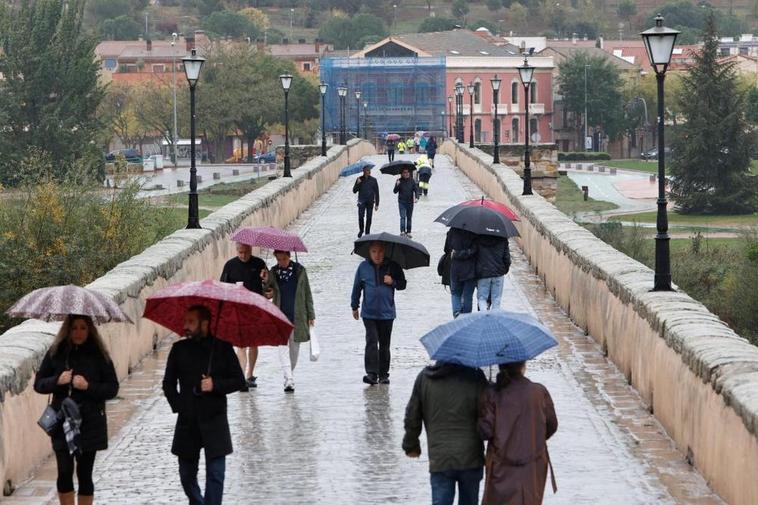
[393,168,420,238]
[403,362,489,505]
[352,165,380,238]
[220,242,268,389]
[351,241,407,385]
[444,228,478,317]
[475,236,511,311]
[386,138,396,162]
[163,305,246,505]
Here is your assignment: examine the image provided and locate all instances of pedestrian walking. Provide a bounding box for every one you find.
[386,138,396,162]
[220,242,268,389]
[417,161,433,198]
[426,136,438,167]
[475,236,511,311]
[479,362,558,505]
[406,136,415,154]
[352,165,380,238]
[397,140,406,155]
[403,362,489,505]
[34,315,119,505]
[162,305,246,505]
[393,168,420,238]
[444,228,478,317]
[263,250,316,393]
[351,241,407,385]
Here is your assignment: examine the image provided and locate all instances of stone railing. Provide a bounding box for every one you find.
[440,140,758,505]
[0,139,376,495]
[474,143,558,201]
[275,144,325,170]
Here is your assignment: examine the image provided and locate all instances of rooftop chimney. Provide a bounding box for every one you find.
[186,34,195,51]
[315,38,321,53]
[146,38,152,51]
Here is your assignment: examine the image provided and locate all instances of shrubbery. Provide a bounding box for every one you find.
[557,152,612,161]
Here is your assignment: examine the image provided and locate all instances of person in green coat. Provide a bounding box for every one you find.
[263,250,316,393]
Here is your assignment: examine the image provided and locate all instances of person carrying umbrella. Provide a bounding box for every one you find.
[33,315,119,505]
[393,167,420,238]
[162,304,247,505]
[475,236,511,311]
[350,241,407,385]
[444,228,478,317]
[386,136,397,162]
[220,242,268,389]
[262,250,316,393]
[352,164,380,238]
[402,360,488,505]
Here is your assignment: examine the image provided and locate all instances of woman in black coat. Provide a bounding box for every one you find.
[34,315,119,505]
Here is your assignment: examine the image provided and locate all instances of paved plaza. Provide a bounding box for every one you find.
[8,154,723,504]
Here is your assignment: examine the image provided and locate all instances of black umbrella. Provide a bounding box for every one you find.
[435,205,520,238]
[353,232,430,269]
[380,160,417,176]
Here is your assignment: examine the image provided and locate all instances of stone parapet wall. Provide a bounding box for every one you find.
[474,144,558,202]
[275,145,325,170]
[0,140,376,495]
[440,140,758,505]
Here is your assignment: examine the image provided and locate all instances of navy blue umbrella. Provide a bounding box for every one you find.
[420,310,558,367]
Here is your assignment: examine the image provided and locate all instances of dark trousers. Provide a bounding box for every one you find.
[178,454,226,505]
[363,318,394,379]
[358,202,374,235]
[430,467,483,505]
[54,450,96,495]
[399,202,414,234]
[387,149,395,162]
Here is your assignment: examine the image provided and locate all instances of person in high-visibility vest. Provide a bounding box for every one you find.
[405,137,415,154]
[397,141,406,154]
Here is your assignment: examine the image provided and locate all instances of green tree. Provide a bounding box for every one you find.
[669,14,756,214]
[0,0,104,185]
[617,0,636,31]
[486,0,503,11]
[557,52,625,146]
[506,3,528,32]
[747,86,758,125]
[468,19,500,34]
[452,0,469,20]
[418,16,459,32]
[101,15,143,40]
[86,0,132,24]
[318,14,387,50]
[99,82,151,152]
[203,10,260,38]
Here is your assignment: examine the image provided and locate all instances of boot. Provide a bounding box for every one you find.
[58,492,75,505]
[77,495,93,505]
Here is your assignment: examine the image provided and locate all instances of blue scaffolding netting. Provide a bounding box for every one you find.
[320,57,447,138]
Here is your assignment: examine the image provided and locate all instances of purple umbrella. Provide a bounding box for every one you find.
[231,226,308,252]
[6,285,132,323]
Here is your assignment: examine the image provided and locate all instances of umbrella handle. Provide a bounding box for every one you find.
[206,338,215,377]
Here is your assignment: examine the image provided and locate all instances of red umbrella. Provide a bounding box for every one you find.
[461,198,520,222]
[231,226,308,252]
[7,284,132,323]
[143,280,293,347]
[386,133,401,141]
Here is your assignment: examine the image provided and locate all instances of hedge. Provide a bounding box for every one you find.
[558,152,612,161]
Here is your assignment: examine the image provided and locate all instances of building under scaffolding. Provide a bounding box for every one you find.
[320,57,447,139]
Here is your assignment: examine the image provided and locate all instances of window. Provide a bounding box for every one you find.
[720,48,730,57]
[530,81,537,103]
[511,82,519,104]
[475,119,482,143]
[125,64,138,73]
[512,118,520,143]
[303,62,312,71]
[739,47,748,56]
[474,82,481,105]
[152,64,165,73]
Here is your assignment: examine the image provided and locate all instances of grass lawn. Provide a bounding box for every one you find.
[603,159,661,174]
[752,159,758,175]
[610,210,758,228]
[555,175,618,215]
[669,237,745,254]
[167,178,266,211]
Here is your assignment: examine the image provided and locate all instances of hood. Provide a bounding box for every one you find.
[424,362,475,379]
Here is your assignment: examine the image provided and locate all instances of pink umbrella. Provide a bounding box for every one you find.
[143,279,293,347]
[461,198,520,222]
[6,285,132,323]
[231,226,308,252]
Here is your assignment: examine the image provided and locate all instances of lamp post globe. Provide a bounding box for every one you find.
[181,48,205,229]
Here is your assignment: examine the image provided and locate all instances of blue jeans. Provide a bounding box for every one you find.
[430,467,483,505]
[178,454,226,505]
[477,276,505,310]
[450,278,477,317]
[399,202,414,233]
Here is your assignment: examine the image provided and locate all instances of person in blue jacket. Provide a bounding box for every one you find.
[351,241,407,386]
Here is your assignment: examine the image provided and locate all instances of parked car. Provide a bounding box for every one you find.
[640,147,672,160]
[106,148,143,163]
[254,151,276,163]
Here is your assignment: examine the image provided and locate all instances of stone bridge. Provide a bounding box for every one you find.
[0,140,756,504]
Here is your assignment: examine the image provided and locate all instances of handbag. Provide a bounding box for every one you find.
[437,253,451,286]
[309,327,320,362]
[38,398,60,435]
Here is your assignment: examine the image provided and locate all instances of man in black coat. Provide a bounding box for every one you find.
[220,242,268,389]
[475,236,511,311]
[393,168,420,238]
[444,228,478,317]
[352,165,380,238]
[163,305,246,505]
[386,138,396,162]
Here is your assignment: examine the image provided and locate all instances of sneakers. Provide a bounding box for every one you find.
[379,376,390,385]
[406,233,413,239]
[363,374,378,386]
[284,379,295,393]
[246,376,257,389]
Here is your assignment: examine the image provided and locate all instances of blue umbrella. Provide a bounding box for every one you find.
[340,160,375,177]
[420,310,558,367]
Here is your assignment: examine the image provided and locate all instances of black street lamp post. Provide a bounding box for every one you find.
[363,101,368,139]
[518,57,535,195]
[182,48,205,229]
[455,83,464,143]
[490,74,501,164]
[337,84,347,145]
[280,73,293,178]
[467,82,475,148]
[319,82,328,156]
[641,14,679,291]
[447,95,453,138]
[355,90,362,138]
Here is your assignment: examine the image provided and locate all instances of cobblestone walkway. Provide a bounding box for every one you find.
[7,154,723,504]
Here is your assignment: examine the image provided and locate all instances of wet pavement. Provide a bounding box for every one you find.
[8,154,723,504]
